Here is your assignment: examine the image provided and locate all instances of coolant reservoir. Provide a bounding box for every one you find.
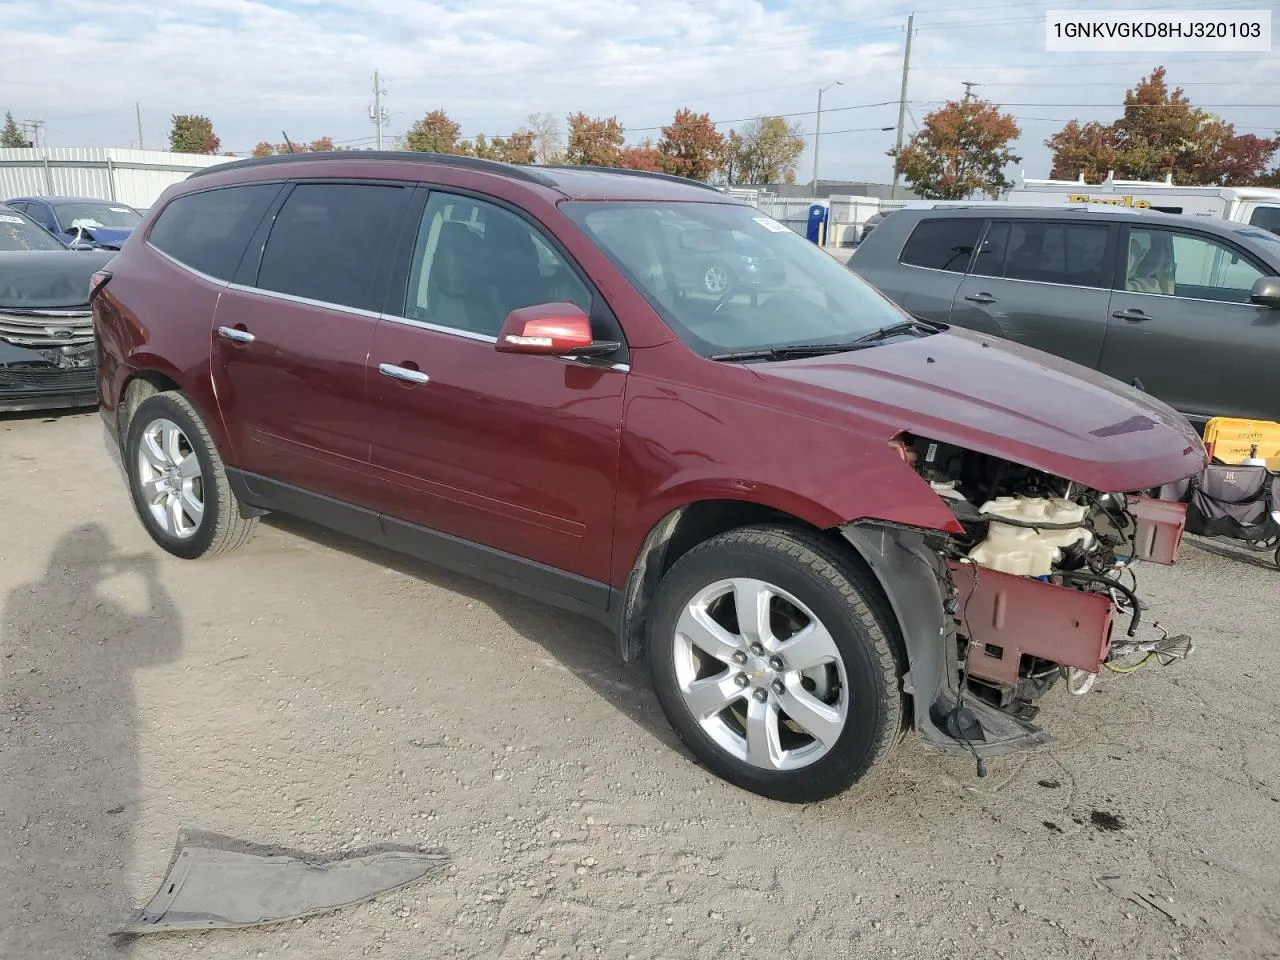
[967,496,1093,576]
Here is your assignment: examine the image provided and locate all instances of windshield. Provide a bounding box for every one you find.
[0,207,68,252]
[53,201,141,230]
[562,200,910,356]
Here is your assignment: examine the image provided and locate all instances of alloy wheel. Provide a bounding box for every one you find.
[136,417,205,539]
[703,265,730,295]
[672,577,848,771]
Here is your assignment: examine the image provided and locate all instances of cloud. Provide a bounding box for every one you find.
[2,0,1276,182]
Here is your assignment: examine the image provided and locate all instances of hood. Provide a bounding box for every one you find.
[66,226,132,249]
[753,326,1206,493]
[0,250,116,309]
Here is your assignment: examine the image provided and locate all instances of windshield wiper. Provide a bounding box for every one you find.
[708,317,943,363]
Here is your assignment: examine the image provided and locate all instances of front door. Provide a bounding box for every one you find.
[363,189,627,585]
[1101,224,1280,422]
[211,180,411,505]
[949,218,1115,369]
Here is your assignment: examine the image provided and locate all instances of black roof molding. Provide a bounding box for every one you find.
[186,150,560,187]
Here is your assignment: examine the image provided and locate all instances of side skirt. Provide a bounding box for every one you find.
[226,469,617,629]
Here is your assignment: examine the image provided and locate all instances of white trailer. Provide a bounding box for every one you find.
[1006,171,1280,234]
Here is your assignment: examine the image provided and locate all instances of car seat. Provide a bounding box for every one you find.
[426,220,505,335]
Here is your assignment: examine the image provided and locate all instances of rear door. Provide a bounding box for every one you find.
[1101,223,1279,421]
[859,216,984,322]
[361,187,626,585]
[210,179,411,506]
[949,217,1115,368]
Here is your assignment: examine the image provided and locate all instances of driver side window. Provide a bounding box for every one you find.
[1125,228,1263,303]
[405,193,592,338]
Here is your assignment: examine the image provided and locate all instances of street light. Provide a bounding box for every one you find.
[811,81,843,194]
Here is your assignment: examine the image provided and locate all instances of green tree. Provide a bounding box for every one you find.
[169,114,220,154]
[658,109,724,181]
[1047,67,1279,185]
[723,116,805,184]
[564,113,625,166]
[1,111,30,148]
[404,110,463,154]
[893,98,1021,199]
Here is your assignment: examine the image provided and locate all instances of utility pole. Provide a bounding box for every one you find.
[889,12,914,204]
[369,70,388,150]
[962,81,980,100]
[21,119,44,150]
[811,81,842,194]
[135,102,144,151]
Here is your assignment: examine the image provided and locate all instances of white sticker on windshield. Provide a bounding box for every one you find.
[753,216,791,233]
[0,215,24,224]
[110,207,130,213]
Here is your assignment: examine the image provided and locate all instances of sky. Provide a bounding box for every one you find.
[2,0,1277,184]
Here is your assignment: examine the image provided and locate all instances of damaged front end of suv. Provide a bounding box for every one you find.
[843,432,1197,771]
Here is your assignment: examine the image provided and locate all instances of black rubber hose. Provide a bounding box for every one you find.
[1058,571,1143,637]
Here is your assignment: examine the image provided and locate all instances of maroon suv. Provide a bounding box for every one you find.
[92,153,1205,802]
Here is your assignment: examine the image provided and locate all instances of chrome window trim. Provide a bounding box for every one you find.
[224,282,383,320]
[382,313,629,372]
[1108,288,1265,308]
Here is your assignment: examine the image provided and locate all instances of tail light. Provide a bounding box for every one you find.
[89,269,112,303]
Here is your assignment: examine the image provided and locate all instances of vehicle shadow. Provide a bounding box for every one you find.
[0,523,183,958]
[263,514,686,755]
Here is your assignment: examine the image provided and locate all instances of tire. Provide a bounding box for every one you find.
[123,391,257,559]
[647,524,905,803]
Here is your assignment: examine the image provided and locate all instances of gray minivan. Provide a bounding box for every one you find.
[849,204,1280,426]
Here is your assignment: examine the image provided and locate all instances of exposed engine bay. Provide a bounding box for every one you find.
[899,433,1193,728]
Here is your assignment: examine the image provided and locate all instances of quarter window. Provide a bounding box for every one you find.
[1002,221,1109,287]
[899,219,983,272]
[255,183,404,312]
[1124,228,1263,303]
[148,184,280,281]
[404,192,592,337]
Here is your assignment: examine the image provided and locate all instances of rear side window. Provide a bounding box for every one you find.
[899,219,983,272]
[148,184,279,280]
[1003,221,1110,287]
[255,182,404,312]
[1249,205,1280,235]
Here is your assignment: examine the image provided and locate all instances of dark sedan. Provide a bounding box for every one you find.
[0,204,115,412]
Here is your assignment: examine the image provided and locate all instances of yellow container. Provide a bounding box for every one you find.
[1202,417,1280,465]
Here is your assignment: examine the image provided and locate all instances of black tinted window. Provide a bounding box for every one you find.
[970,222,1009,277]
[256,183,403,312]
[148,184,279,280]
[1004,221,1109,287]
[900,219,982,272]
[1249,205,1280,235]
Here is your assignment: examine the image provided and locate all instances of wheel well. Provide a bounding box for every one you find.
[615,499,861,662]
[118,371,181,441]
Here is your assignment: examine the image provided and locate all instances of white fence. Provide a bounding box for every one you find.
[748,195,904,247]
[0,148,234,210]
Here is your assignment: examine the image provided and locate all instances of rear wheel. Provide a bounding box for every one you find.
[124,391,257,559]
[647,525,905,803]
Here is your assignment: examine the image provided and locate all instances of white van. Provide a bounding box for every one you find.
[1005,171,1280,234]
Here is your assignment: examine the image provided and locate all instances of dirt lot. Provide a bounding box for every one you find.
[2,410,1278,960]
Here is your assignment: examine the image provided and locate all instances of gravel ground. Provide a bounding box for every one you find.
[2,410,1278,960]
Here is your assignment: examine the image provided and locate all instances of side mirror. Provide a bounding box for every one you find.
[496,303,619,358]
[1249,276,1280,309]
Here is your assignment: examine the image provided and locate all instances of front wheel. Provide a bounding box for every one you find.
[123,391,258,559]
[647,525,905,803]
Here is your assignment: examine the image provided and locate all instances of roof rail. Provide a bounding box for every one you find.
[538,164,725,193]
[185,150,560,188]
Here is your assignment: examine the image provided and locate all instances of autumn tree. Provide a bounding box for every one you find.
[619,140,663,172]
[169,114,220,154]
[1,111,30,148]
[405,110,464,154]
[722,116,805,184]
[1047,67,1279,185]
[251,136,339,157]
[893,98,1021,199]
[564,113,624,167]
[658,109,724,181]
[526,112,563,163]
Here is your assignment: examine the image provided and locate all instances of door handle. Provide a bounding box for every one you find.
[1112,308,1152,322]
[378,362,430,384]
[217,325,255,343]
[964,292,998,304]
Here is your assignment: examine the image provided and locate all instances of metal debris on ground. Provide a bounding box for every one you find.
[113,829,452,936]
[1096,876,1197,927]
